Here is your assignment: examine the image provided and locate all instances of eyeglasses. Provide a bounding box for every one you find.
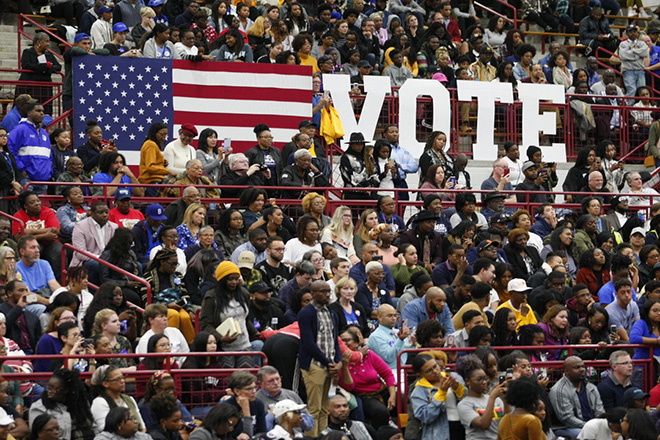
[242,386,258,392]
[472,376,490,383]
[106,376,126,382]
[259,135,274,140]
[616,361,633,366]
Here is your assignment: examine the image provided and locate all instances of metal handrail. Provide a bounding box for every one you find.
[61,243,152,303]
[17,14,71,65]
[473,0,517,27]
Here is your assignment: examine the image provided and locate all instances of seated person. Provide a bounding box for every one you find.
[548,356,605,438]
[108,189,145,229]
[280,150,330,199]
[224,371,267,438]
[91,152,145,197]
[13,191,62,280]
[15,236,61,315]
[135,304,190,366]
[141,248,195,344]
[255,366,314,431]
[220,153,268,199]
[70,201,118,285]
[0,280,42,353]
[133,204,167,266]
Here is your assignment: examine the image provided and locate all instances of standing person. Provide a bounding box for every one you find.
[0,126,22,215]
[245,124,281,189]
[501,142,523,187]
[298,281,342,436]
[163,124,197,176]
[383,125,418,201]
[139,122,176,197]
[199,261,255,368]
[619,25,648,102]
[16,34,62,115]
[7,102,52,194]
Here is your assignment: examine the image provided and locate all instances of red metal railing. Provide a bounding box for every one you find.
[61,243,152,303]
[17,14,71,66]
[395,344,654,425]
[16,181,660,222]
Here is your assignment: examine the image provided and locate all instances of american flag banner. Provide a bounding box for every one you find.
[73,56,313,165]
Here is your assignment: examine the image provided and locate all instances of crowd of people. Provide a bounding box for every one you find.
[4,0,660,440]
[0,110,660,440]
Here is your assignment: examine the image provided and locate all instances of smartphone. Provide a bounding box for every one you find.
[269,198,276,206]
[610,325,618,334]
[323,90,330,99]
[503,168,510,177]
[223,138,231,153]
[539,169,548,177]
[26,293,37,304]
[446,334,455,347]
[82,338,94,348]
[402,319,408,328]
[547,162,555,168]
[372,255,383,262]
[506,368,513,379]
[448,176,456,188]
[498,372,506,384]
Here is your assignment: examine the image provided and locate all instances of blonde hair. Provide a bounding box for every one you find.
[0,246,15,278]
[356,209,378,242]
[334,276,357,298]
[93,308,118,336]
[182,202,206,229]
[248,15,269,36]
[141,6,156,18]
[302,192,327,214]
[325,206,354,244]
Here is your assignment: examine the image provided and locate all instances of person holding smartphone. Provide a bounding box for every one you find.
[52,321,97,372]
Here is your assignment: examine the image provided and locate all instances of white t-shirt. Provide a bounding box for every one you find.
[502,156,523,186]
[578,418,622,440]
[136,327,189,366]
[283,239,322,266]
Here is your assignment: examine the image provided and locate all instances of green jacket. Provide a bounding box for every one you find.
[573,229,595,262]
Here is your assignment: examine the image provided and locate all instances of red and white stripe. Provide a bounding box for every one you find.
[172,61,313,153]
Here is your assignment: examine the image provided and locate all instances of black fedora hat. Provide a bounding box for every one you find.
[345,132,369,144]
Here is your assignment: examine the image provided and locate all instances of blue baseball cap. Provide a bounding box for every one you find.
[99,5,113,13]
[114,188,132,200]
[146,204,167,221]
[148,0,164,6]
[74,33,91,43]
[112,22,128,33]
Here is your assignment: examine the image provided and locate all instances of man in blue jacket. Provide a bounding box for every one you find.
[7,102,52,194]
[401,287,455,333]
[297,280,342,437]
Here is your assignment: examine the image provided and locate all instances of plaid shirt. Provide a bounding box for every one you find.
[313,300,335,368]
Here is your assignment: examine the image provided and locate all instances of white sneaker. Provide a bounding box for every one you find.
[639,9,649,17]
[628,7,636,16]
